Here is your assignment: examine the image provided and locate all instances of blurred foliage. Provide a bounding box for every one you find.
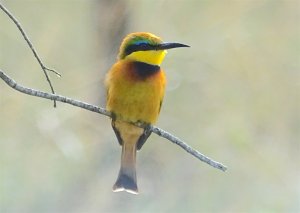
[0,0,299,212]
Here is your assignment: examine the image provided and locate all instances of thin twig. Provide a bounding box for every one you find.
[151,126,227,171]
[0,69,227,172]
[0,3,61,107]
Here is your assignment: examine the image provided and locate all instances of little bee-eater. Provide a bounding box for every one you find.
[105,32,189,194]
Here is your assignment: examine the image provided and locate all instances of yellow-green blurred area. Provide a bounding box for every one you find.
[0,0,299,212]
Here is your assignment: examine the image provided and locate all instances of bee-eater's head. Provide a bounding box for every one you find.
[118,32,189,66]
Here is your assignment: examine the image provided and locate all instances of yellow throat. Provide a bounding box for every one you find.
[126,50,167,66]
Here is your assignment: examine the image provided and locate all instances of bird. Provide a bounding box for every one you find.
[105,32,189,194]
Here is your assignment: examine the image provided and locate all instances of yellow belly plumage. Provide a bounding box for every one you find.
[106,60,166,124]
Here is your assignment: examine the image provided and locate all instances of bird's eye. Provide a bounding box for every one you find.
[135,42,149,49]
[124,42,154,57]
[136,42,152,51]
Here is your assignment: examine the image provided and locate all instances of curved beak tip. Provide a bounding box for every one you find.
[175,43,190,48]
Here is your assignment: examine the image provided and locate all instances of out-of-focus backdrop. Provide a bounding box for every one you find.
[0,0,299,212]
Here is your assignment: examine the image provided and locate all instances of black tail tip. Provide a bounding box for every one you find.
[113,174,138,195]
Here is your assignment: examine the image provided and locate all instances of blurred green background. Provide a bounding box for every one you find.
[1,0,299,212]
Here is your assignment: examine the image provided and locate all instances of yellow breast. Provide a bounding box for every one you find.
[105,60,166,124]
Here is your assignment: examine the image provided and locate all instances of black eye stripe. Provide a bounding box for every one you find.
[124,43,157,57]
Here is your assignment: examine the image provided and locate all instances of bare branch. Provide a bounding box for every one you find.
[0,69,227,172]
[0,2,227,172]
[151,126,227,171]
[0,69,110,117]
[0,3,60,107]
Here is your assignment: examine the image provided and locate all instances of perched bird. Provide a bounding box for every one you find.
[105,32,189,194]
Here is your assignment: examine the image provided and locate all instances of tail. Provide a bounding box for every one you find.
[113,141,138,194]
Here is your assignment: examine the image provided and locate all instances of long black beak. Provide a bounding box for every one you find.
[157,42,190,50]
